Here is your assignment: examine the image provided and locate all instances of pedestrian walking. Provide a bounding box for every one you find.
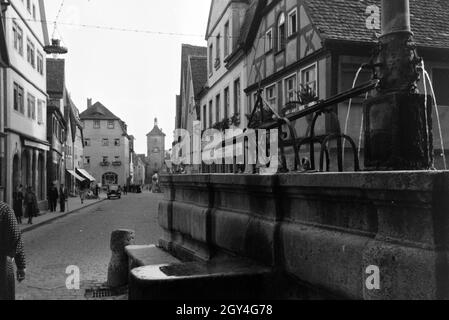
[24,187,38,225]
[12,185,24,224]
[48,183,59,212]
[59,184,68,213]
[0,202,26,300]
[80,184,86,204]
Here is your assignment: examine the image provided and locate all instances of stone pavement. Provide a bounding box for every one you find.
[19,194,106,233]
[15,192,163,300]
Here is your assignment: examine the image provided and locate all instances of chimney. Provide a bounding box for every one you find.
[155,118,158,127]
[87,98,92,109]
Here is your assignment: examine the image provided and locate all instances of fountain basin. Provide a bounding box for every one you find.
[159,171,449,299]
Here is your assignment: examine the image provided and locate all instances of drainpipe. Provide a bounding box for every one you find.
[364,0,433,170]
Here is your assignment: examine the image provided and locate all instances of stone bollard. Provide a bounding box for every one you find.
[107,229,135,288]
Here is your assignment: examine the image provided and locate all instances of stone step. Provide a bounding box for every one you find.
[129,258,273,300]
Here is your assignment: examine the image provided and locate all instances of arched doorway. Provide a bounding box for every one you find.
[102,172,118,186]
[21,150,30,188]
[12,154,20,191]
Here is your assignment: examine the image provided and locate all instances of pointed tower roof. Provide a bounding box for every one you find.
[147,118,166,137]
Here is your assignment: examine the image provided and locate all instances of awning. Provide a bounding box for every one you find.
[67,170,85,182]
[76,168,96,182]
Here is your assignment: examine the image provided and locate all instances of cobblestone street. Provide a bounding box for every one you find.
[15,192,163,300]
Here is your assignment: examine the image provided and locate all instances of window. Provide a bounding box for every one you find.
[265,29,273,52]
[216,34,221,69]
[37,99,44,124]
[215,94,221,123]
[285,74,297,103]
[94,120,101,129]
[84,139,91,147]
[432,68,449,106]
[102,139,109,146]
[209,100,213,127]
[209,44,213,75]
[202,105,207,129]
[27,0,31,12]
[266,85,277,110]
[27,39,35,68]
[108,120,115,129]
[37,52,44,75]
[224,87,230,119]
[288,9,298,36]
[13,83,24,113]
[114,139,120,146]
[224,21,230,57]
[103,156,109,163]
[234,78,241,116]
[301,63,318,97]
[278,14,286,51]
[85,157,91,165]
[27,93,36,119]
[13,22,23,55]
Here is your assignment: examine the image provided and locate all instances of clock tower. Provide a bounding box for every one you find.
[146,118,166,177]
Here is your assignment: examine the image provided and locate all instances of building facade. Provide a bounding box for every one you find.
[80,100,130,187]
[46,58,66,188]
[134,154,146,186]
[0,4,9,202]
[199,0,250,133]
[3,0,50,206]
[191,0,449,172]
[146,118,165,177]
[64,91,84,195]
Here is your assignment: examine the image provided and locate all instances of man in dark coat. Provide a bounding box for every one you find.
[0,202,26,300]
[59,184,68,212]
[48,184,59,212]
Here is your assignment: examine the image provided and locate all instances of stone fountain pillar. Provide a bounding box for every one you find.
[364,0,433,170]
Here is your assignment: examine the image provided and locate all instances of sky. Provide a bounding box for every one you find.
[44,0,211,154]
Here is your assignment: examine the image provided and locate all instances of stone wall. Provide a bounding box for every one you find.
[158,172,449,300]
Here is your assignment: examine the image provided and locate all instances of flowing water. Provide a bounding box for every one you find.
[344,66,372,166]
[423,67,448,170]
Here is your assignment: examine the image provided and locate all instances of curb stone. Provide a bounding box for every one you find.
[21,199,107,234]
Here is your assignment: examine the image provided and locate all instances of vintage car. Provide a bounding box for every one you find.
[107,185,122,200]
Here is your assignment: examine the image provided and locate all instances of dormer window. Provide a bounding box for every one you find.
[277,13,286,51]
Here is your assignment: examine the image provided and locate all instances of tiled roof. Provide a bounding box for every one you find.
[180,44,207,93]
[189,56,208,97]
[305,0,449,49]
[46,59,65,98]
[238,0,264,47]
[79,101,120,120]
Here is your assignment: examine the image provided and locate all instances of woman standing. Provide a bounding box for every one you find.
[0,202,26,300]
[13,185,24,224]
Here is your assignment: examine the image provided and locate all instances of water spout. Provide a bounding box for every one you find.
[357,92,370,160]
[423,69,447,170]
[343,66,364,164]
[419,61,432,168]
